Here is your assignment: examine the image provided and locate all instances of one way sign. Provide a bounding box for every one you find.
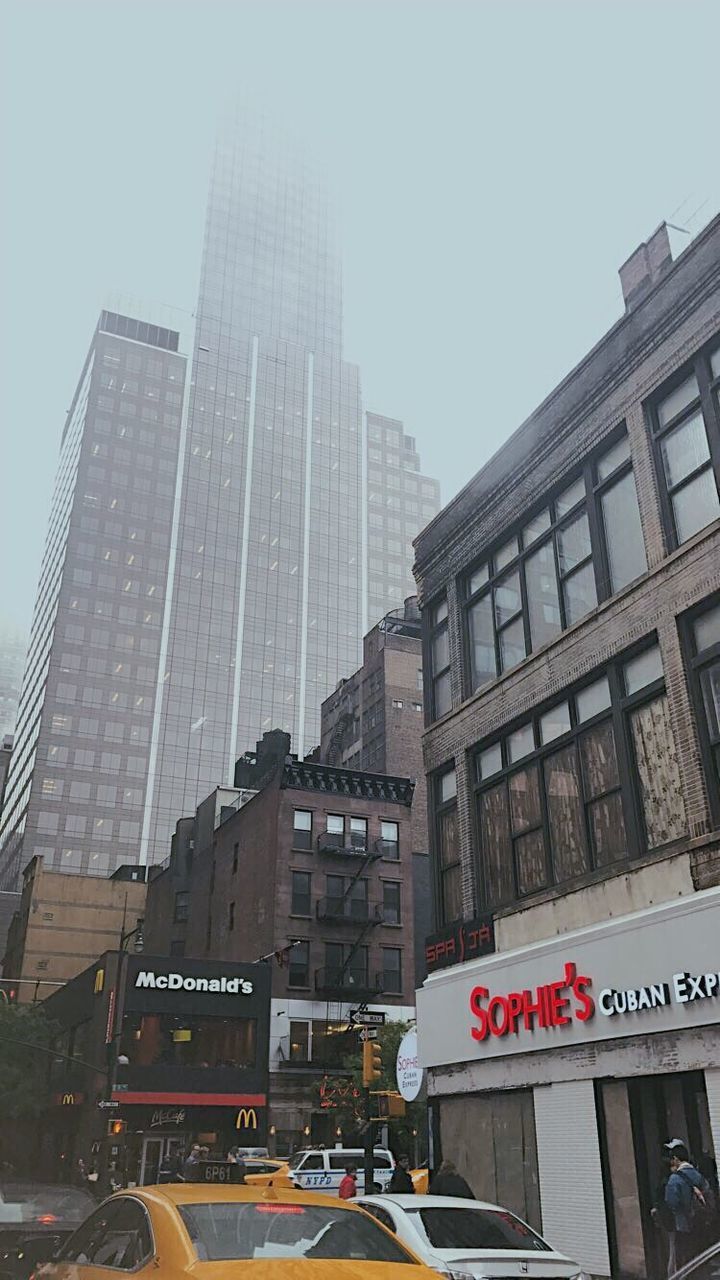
[350,1009,385,1027]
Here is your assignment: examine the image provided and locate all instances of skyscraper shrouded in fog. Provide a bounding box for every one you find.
[0,110,438,886]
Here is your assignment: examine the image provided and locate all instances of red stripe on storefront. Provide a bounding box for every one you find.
[111,1092,266,1107]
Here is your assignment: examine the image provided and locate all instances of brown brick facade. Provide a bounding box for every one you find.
[414,216,720,939]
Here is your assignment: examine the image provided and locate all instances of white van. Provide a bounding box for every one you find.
[287,1147,395,1195]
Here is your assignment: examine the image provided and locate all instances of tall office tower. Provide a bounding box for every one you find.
[0,312,188,888]
[0,113,440,887]
[366,412,440,628]
[0,624,27,737]
[141,112,365,867]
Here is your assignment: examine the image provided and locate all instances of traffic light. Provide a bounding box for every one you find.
[107,1119,126,1137]
[362,1039,382,1086]
[373,1091,406,1119]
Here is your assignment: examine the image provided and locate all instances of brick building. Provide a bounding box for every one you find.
[2,856,147,1000]
[144,730,417,1149]
[414,219,720,1279]
[320,597,431,981]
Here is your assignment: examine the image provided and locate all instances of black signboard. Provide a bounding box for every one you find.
[425,914,495,973]
[199,1161,245,1184]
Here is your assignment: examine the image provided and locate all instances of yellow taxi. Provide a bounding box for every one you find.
[241,1158,289,1187]
[34,1183,434,1280]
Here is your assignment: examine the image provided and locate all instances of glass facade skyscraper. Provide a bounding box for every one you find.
[0,313,187,888]
[366,412,441,628]
[0,111,438,886]
[140,113,365,865]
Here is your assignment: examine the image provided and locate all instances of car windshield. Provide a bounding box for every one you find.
[0,1186,95,1226]
[287,1151,309,1170]
[414,1207,551,1252]
[178,1201,415,1262]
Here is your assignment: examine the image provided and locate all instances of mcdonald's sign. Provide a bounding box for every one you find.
[54,1092,85,1107]
[235,1107,258,1131]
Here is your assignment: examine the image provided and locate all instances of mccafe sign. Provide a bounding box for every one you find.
[135,970,254,995]
[417,888,720,1069]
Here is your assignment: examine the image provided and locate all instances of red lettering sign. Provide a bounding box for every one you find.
[470,961,594,1042]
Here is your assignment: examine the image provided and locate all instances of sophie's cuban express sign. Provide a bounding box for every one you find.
[426,915,495,973]
[469,961,720,1042]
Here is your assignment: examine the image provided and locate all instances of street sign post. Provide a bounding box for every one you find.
[97,1100,120,1110]
[359,1027,378,1041]
[350,1009,386,1027]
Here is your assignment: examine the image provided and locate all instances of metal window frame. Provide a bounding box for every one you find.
[471,642,670,911]
[431,768,463,926]
[462,425,639,697]
[678,589,720,828]
[646,336,720,551]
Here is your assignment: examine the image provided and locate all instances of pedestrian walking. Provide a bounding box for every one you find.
[227,1148,247,1183]
[664,1139,714,1269]
[429,1160,475,1199]
[338,1163,358,1199]
[182,1143,201,1181]
[389,1154,415,1194]
[651,1148,677,1278]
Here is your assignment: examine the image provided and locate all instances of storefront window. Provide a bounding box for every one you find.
[119,1013,256,1069]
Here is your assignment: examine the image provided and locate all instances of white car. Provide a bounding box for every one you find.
[356,1194,588,1280]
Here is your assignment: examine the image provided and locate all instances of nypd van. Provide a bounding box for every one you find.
[286,1146,395,1194]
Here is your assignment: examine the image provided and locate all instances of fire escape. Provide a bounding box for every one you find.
[314,822,385,1002]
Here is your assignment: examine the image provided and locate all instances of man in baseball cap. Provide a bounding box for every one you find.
[663,1140,713,1269]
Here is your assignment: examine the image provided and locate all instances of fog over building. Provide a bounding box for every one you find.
[0,109,438,885]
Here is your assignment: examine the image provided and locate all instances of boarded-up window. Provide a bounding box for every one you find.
[479,783,513,907]
[630,696,687,848]
[509,766,547,895]
[579,720,626,866]
[544,745,589,881]
[439,807,462,924]
[439,1091,541,1233]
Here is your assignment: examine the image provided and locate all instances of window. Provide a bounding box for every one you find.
[382,947,402,993]
[175,1201,409,1263]
[232,842,239,874]
[649,343,720,546]
[392,699,403,709]
[293,808,312,850]
[60,1199,153,1269]
[119,1011,255,1070]
[382,881,401,925]
[380,820,399,859]
[429,598,451,718]
[291,870,312,916]
[684,597,720,821]
[473,644,687,909]
[324,874,368,920]
[174,891,190,923]
[435,769,461,924]
[324,942,368,988]
[288,940,310,988]
[288,1020,310,1063]
[465,433,647,692]
[42,778,63,797]
[228,901,235,932]
[350,816,368,850]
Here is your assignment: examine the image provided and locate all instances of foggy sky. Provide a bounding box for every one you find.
[2,0,718,638]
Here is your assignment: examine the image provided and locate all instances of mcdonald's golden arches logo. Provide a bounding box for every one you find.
[62,1093,75,1106]
[235,1107,258,1130]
